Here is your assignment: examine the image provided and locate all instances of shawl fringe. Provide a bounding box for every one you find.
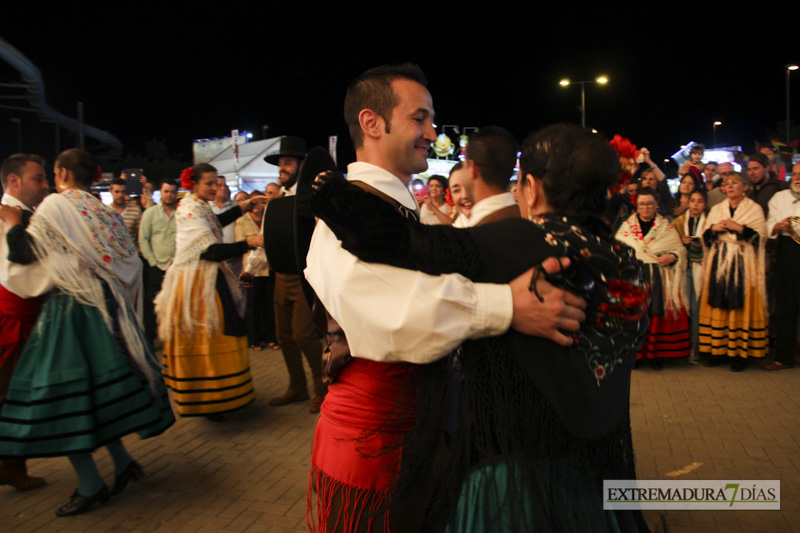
[701,198,767,315]
[27,190,158,392]
[308,466,391,533]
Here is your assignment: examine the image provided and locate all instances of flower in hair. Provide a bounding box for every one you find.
[179,167,195,190]
[94,166,103,184]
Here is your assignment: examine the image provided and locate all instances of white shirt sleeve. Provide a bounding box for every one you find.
[766,193,784,239]
[0,220,53,298]
[304,221,512,364]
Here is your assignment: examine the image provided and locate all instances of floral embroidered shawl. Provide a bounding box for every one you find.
[615,213,688,318]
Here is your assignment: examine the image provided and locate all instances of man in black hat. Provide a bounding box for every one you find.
[265,136,307,197]
[243,136,325,413]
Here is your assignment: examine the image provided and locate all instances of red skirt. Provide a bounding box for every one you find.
[308,359,416,532]
[0,284,45,374]
[637,309,690,360]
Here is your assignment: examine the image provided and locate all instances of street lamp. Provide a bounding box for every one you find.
[713,121,722,148]
[559,76,608,128]
[787,65,798,144]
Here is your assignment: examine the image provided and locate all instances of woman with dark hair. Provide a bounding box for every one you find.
[0,148,175,516]
[418,174,454,225]
[672,173,701,218]
[674,189,709,363]
[616,187,690,369]
[155,164,264,420]
[310,124,649,532]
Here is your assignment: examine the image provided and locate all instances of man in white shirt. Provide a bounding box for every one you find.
[304,63,585,530]
[764,162,800,370]
[456,125,520,227]
[0,153,50,491]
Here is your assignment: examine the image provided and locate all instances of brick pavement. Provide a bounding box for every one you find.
[2,350,798,532]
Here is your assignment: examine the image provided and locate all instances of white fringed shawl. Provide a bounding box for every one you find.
[673,211,706,298]
[155,194,244,341]
[701,197,767,314]
[615,213,688,318]
[27,189,158,390]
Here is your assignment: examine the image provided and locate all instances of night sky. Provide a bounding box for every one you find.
[1,5,797,176]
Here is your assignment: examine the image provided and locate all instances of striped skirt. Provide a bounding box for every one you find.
[161,274,254,417]
[0,292,174,459]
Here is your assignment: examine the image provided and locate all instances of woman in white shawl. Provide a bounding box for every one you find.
[698,171,768,372]
[0,149,174,516]
[155,164,263,421]
[616,187,690,369]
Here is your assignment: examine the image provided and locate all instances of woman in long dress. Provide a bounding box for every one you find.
[698,171,768,371]
[0,148,174,516]
[616,187,690,369]
[309,124,650,532]
[156,164,263,420]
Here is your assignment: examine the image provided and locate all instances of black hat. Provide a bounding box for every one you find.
[264,136,307,165]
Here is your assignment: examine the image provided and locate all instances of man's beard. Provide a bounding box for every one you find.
[280,171,298,189]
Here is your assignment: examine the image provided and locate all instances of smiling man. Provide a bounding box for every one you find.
[304,63,585,531]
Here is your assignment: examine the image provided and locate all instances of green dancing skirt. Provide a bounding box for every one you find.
[0,291,175,458]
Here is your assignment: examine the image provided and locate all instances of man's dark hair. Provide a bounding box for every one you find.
[467,126,518,190]
[344,63,428,149]
[1,153,45,189]
[705,160,718,167]
[161,178,178,190]
[110,176,126,187]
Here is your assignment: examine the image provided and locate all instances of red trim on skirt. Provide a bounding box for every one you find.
[637,310,690,360]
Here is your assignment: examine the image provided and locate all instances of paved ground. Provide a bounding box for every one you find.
[2,349,798,532]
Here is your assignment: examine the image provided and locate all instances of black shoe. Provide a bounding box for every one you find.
[651,359,663,371]
[731,358,747,372]
[205,413,225,422]
[56,485,110,516]
[704,357,724,367]
[110,461,144,496]
[633,359,643,370]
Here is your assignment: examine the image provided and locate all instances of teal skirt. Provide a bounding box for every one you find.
[0,291,174,458]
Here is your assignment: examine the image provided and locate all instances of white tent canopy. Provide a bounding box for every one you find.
[208,136,283,192]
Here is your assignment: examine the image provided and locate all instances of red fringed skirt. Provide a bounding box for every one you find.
[308,359,416,533]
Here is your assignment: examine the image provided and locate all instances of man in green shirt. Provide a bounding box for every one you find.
[139,179,178,344]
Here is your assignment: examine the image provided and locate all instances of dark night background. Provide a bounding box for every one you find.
[0,4,797,177]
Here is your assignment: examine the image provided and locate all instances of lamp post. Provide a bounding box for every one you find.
[559,76,608,128]
[713,121,721,148]
[787,65,798,144]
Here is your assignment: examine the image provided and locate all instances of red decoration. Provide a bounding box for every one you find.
[179,167,195,190]
[94,166,103,184]
[608,134,640,194]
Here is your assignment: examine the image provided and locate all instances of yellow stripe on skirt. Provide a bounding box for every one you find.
[698,275,768,359]
[162,269,255,416]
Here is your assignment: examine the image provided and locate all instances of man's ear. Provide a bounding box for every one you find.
[358,109,383,141]
[5,173,20,190]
